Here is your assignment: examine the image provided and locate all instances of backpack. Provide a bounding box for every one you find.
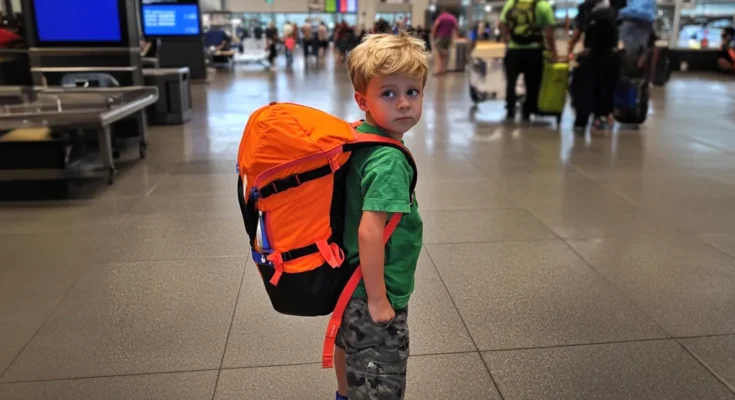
[506,0,543,45]
[236,102,417,367]
[584,3,618,53]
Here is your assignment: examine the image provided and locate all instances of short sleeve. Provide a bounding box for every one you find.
[360,148,413,214]
[536,1,556,27]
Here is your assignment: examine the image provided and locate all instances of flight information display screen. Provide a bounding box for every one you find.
[34,0,122,42]
[142,4,201,36]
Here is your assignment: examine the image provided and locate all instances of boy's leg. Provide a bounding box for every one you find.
[335,346,349,397]
[340,298,409,400]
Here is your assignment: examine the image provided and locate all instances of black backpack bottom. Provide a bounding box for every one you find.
[257,261,358,317]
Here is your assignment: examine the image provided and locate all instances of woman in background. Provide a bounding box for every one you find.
[265,22,279,71]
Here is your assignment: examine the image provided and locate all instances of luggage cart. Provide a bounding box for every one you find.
[469,43,525,108]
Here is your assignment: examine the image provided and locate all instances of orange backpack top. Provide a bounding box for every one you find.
[236,102,417,368]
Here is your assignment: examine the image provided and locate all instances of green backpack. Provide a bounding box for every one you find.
[506,0,543,45]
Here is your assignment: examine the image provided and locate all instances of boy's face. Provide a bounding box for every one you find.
[355,74,424,136]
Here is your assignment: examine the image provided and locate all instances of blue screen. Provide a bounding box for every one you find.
[34,0,122,42]
[142,5,201,36]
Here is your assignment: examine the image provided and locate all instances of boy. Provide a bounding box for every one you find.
[335,32,428,400]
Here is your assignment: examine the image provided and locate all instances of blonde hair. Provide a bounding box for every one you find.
[346,32,429,94]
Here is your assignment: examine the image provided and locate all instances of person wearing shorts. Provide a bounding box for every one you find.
[335,32,428,400]
[430,8,458,74]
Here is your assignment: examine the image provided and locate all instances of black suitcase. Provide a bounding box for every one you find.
[613,77,649,125]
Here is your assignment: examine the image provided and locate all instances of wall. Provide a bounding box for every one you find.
[225,0,310,13]
[224,0,431,27]
[376,2,410,13]
[200,0,224,12]
[358,0,376,28]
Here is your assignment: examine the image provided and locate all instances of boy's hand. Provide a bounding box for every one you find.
[368,296,395,325]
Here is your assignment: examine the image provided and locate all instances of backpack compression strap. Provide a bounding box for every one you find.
[322,211,403,369]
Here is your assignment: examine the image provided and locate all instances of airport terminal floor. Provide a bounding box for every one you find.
[2,56,735,399]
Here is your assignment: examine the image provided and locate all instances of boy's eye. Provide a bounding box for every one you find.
[381,91,395,98]
[407,89,420,96]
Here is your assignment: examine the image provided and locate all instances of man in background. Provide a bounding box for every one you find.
[431,8,458,75]
[499,0,557,121]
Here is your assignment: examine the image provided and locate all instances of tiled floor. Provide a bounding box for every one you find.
[1,55,735,400]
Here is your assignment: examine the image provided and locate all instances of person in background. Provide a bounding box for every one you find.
[374,19,392,34]
[430,8,458,75]
[477,20,488,41]
[499,0,557,121]
[618,0,656,73]
[303,19,314,58]
[468,22,479,53]
[568,0,619,132]
[318,21,329,58]
[283,21,296,66]
[717,27,735,74]
[265,22,279,71]
[334,20,347,61]
[283,20,294,41]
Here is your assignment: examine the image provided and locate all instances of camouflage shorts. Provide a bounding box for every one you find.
[335,297,409,400]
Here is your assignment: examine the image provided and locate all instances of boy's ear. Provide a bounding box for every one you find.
[354,92,369,112]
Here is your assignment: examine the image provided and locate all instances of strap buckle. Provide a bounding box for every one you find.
[328,157,340,173]
[267,252,284,286]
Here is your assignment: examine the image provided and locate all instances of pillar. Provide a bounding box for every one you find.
[412,0,431,28]
[358,0,376,31]
[670,0,682,49]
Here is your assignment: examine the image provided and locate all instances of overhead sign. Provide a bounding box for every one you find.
[325,0,356,12]
[308,0,325,11]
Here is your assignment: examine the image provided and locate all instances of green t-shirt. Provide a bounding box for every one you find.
[500,0,555,49]
[343,123,423,310]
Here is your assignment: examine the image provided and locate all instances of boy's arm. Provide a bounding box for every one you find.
[357,149,414,322]
[358,210,395,324]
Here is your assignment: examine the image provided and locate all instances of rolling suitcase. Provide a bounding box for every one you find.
[613,77,649,124]
[650,46,671,86]
[537,60,569,125]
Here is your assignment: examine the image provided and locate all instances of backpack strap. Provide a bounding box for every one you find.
[256,163,334,199]
[322,211,403,368]
[507,0,521,29]
[322,128,417,369]
[342,132,418,198]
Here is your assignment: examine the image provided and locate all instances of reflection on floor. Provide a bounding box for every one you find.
[1,57,735,400]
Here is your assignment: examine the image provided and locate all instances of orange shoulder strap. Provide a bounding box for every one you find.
[343,131,418,197]
[322,212,403,368]
[321,124,418,369]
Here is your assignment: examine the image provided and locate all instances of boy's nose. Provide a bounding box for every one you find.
[396,96,410,110]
